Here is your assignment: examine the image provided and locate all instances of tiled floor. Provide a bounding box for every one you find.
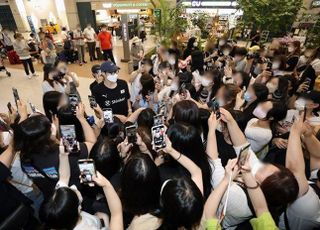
[0,36,156,114]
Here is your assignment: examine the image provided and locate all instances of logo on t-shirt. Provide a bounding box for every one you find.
[102,94,107,99]
[105,100,111,106]
[120,89,125,94]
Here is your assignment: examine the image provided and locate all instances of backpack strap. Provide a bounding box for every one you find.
[284,209,291,230]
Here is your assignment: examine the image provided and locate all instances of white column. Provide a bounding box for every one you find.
[63,0,79,30]
[8,0,30,32]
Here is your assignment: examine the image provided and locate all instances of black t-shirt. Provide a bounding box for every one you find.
[286,55,299,71]
[21,143,88,200]
[216,131,237,166]
[90,80,99,95]
[92,80,130,116]
[0,162,32,221]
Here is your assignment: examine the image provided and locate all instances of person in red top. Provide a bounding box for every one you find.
[97,24,116,64]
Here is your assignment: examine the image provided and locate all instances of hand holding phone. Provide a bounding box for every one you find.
[210,98,221,119]
[12,88,20,106]
[238,144,250,166]
[78,159,96,186]
[126,125,137,144]
[88,95,97,108]
[60,125,79,152]
[68,94,79,113]
[152,124,166,151]
[103,108,114,123]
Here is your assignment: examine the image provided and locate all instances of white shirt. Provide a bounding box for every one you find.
[279,185,320,230]
[83,28,96,42]
[244,118,272,153]
[130,73,142,102]
[74,211,107,230]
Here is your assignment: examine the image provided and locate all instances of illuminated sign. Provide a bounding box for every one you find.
[102,2,151,9]
[311,0,320,8]
[183,0,237,8]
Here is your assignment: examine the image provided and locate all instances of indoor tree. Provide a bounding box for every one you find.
[237,0,303,37]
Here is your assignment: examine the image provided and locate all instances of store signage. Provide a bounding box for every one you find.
[154,9,161,19]
[191,0,202,7]
[121,14,130,62]
[102,2,151,9]
[311,0,320,8]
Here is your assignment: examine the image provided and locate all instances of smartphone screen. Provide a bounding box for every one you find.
[68,94,79,113]
[211,98,221,119]
[78,159,96,186]
[60,125,78,152]
[103,108,114,123]
[152,124,166,151]
[126,125,137,144]
[238,144,251,166]
[88,95,97,108]
[154,114,164,126]
[12,87,20,105]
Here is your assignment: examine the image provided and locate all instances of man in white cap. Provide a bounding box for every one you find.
[130,36,144,71]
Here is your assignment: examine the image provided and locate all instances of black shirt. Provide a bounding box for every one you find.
[90,80,99,95]
[92,80,130,116]
[21,143,88,200]
[0,162,32,221]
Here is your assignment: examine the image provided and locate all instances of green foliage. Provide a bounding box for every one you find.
[150,0,188,45]
[237,0,303,36]
[306,15,320,48]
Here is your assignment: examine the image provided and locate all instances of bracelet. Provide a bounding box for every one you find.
[245,182,260,189]
[175,152,182,161]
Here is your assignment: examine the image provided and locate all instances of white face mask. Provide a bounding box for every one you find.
[107,73,118,83]
[201,78,212,87]
[219,41,226,46]
[253,106,267,119]
[288,47,295,53]
[266,82,277,94]
[168,58,176,65]
[217,98,225,107]
[234,56,242,62]
[294,98,306,111]
[223,50,230,56]
[193,42,198,47]
[272,62,280,70]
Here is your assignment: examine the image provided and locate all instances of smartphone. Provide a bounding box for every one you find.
[60,125,78,152]
[68,94,79,113]
[0,119,11,132]
[305,77,311,86]
[238,144,251,166]
[126,125,137,144]
[154,114,164,126]
[210,98,221,119]
[158,101,167,118]
[88,95,97,108]
[103,108,114,123]
[152,124,166,151]
[12,87,20,105]
[28,101,36,113]
[7,102,13,114]
[303,106,307,122]
[78,159,96,186]
[266,61,272,71]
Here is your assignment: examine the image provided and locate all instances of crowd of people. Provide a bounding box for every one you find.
[1,28,320,230]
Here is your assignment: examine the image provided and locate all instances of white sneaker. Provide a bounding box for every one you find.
[32,72,38,77]
[27,74,31,79]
